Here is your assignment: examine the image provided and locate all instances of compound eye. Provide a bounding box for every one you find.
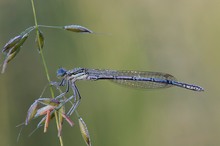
[57,68,67,78]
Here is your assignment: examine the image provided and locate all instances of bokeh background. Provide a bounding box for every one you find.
[0,0,219,146]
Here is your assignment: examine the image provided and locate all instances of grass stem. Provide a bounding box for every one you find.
[30,1,64,146]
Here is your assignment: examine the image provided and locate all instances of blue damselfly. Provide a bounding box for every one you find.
[55,67,204,115]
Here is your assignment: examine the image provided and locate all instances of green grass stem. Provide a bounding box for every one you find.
[30,1,64,146]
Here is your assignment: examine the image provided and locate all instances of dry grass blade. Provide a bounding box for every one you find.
[22,97,74,138]
[25,100,39,125]
[58,105,65,136]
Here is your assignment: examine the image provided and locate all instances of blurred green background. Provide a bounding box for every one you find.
[0,0,218,146]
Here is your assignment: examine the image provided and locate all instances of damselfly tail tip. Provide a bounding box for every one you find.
[192,85,204,92]
[174,81,204,92]
[198,86,205,92]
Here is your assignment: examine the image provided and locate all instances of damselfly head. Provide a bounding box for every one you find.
[57,68,67,78]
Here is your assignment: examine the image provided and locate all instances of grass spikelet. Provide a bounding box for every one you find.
[63,25,93,33]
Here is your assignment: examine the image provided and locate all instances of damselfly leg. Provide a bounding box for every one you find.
[51,78,81,117]
[67,82,82,116]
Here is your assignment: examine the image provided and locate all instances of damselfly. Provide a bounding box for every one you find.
[55,67,204,116]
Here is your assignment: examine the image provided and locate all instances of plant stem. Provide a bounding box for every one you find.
[38,25,63,29]
[75,110,81,118]
[30,1,64,146]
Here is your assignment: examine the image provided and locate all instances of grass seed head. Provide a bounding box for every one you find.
[63,25,93,33]
[35,30,45,52]
[1,33,29,73]
[2,35,22,54]
[78,117,91,146]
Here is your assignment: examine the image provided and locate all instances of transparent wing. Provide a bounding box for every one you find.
[86,69,177,89]
[110,70,177,89]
